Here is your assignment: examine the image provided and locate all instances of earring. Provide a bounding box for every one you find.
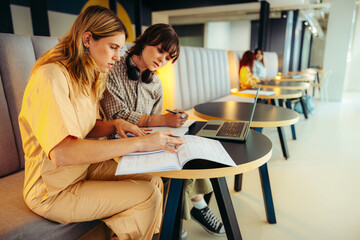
[85,47,89,55]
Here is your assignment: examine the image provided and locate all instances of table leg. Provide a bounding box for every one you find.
[272,98,296,140]
[286,99,297,140]
[234,173,243,192]
[234,127,262,191]
[159,179,184,240]
[211,177,242,240]
[299,96,309,119]
[278,126,289,159]
[204,192,213,204]
[259,163,277,224]
[313,72,320,97]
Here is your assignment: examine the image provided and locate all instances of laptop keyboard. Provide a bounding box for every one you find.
[216,122,245,137]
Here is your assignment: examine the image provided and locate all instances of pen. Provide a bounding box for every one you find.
[165,109,187,119]
[166,109,179,114]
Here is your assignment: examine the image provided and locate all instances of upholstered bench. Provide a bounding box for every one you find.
[0,33,109,240]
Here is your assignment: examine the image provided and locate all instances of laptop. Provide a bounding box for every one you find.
[195,85,260,141]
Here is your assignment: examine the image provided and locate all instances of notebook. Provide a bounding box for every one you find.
[195,86,260,141]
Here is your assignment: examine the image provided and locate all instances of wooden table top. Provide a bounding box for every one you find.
[231,87,303,99]
[149,122,272,179]
[273,77,314,82]
[258,80,311,90]
[193,101,299,128]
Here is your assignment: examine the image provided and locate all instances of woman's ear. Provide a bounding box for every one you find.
[82,31,92,48]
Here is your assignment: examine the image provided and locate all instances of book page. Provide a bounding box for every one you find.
[143,120,196,136]
[176,135,236,168]
[115,150,180,175]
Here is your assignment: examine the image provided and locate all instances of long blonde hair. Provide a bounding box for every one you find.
[33,5,127,100]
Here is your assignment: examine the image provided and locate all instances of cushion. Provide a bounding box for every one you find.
[0,171,102,240]
[31,36,59,59]
[0,74,19,177]
[0,33,37,169]
[158,46,231,112]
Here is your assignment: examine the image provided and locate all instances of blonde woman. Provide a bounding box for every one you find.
[19,6,183,240]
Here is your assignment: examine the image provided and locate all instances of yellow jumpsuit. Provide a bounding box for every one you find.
[18,63,163,240]
[239,66,259,90]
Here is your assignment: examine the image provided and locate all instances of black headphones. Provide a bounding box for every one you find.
[126,55,141,81]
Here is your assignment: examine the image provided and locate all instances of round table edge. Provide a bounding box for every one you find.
[148,149,273,179]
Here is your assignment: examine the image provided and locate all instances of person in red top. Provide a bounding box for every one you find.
[239,50,259,89]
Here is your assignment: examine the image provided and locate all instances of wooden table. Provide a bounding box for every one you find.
[231,87,302,100]
[259,80,311,90]
[193,101,299,159]
[272,75,315,82]
[231,88,303,139]
[256,82,311,119]
[152,122,273,240]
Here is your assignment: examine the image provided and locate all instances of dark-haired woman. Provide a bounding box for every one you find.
[101,23,225,237]
[253,48,267,79]
[239,50,259,89]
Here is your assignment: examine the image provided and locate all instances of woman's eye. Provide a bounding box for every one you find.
[111,46,116,50]
[158,48,163,53]
[166,57,170,61]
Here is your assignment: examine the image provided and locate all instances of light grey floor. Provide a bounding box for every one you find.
[182,91,360,240]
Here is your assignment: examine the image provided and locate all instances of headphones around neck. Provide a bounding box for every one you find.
[126,55,141,81]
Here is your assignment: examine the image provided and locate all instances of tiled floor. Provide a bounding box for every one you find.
[182,91,360,240]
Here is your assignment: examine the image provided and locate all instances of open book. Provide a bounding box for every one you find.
[114,120,196,156]
[115,135,236,175]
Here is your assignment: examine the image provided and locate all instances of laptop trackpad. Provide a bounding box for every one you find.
[203,124,221,131]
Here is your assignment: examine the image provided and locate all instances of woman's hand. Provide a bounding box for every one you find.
[164,109,189,128]
[137,130,185,153]
[114,119,147,138]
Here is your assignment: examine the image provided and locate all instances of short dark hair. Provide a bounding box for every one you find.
[254,48,263,55]
[128,23,180,63]
[127,24,180,84]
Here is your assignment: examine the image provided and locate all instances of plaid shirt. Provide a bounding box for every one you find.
[100,55,163,127]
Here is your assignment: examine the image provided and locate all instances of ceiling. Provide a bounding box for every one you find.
[152,0,332,37]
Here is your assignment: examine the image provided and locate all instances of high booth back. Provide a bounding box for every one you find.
[0,33,105,240]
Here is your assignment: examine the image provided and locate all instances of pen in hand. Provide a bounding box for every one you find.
[166,109,187,119]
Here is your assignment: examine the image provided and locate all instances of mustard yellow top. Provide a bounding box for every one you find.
[239,66,259,90]
[18,63,98,208]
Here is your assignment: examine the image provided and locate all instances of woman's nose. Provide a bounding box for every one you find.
[114,51,120,61]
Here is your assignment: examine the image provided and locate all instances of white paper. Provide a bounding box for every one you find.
[115,135,236,175]
[177,136,237,168]
[241,89,275,95]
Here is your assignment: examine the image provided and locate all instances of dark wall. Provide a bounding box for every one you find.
[173,24,204,47]
[150,0,256,11]
[9,0,147,25]
[1,0,14,33]
[8,0,256,28]
[251,18,287,71]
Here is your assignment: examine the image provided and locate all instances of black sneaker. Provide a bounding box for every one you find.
[190,207,226,236]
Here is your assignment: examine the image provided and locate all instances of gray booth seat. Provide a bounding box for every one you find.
[0,33,106,240]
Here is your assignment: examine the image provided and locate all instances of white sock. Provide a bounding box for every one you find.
[192,198,207,209]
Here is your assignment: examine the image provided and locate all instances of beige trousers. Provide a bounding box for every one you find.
[33,160,163,240]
